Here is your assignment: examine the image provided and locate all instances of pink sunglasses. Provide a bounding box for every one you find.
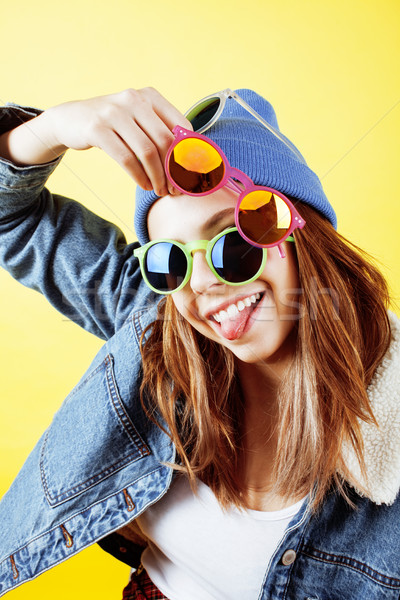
[165,126,305,256]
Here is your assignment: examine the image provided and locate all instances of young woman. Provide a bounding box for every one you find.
[0,89,399,600]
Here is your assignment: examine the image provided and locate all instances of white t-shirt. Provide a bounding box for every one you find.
[135,476,306,600]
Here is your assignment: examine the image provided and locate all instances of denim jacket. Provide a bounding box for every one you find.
[1,105,400,600]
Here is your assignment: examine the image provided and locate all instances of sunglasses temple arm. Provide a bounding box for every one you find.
[278,244,286,259]
[228,92,306,164]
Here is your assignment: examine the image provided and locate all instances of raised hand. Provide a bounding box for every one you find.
[0,87,192,196]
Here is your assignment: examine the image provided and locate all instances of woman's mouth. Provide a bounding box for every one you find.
[208,292,264,340]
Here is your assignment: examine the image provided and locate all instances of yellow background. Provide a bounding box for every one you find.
[1,0,399,597]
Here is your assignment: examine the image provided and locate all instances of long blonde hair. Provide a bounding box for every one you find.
[139,204,392,509]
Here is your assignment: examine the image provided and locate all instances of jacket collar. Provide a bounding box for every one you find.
[341,311,400,505]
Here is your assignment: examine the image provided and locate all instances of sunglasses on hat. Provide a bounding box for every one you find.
[184,89,306,164]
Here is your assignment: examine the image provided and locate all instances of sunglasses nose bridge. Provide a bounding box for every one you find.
[229,167,253,188]
[185,240,209,256]
[185,240,222,293]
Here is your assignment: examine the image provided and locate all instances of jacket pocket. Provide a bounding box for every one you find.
[299,545,400,599]
[40,353,150,506]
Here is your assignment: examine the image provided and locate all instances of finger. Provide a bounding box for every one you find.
[119,120,169,196]
[141,87,193,131]
[114,107,173,163]
[116,98,187,195]
[108,88,191,194]
[133,115,177,196]
[94,127,153,189]
[110,114,172,196]
[115,87,192,134]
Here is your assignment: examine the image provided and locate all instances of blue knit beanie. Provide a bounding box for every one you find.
[134,89,336,244]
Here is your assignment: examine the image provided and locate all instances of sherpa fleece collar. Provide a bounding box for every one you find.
[342,311,400,505]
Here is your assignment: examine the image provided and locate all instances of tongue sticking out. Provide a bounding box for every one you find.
[219,304,255,341]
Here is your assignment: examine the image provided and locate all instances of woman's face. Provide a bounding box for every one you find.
[147,188,301,367]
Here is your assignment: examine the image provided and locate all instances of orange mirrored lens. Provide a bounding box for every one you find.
[169,138,225,193]
[238,191,292,244]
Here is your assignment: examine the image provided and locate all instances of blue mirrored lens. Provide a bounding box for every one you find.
[145,242,187,292]
[211,231,264,283]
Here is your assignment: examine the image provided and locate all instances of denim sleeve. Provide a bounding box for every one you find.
[0,105,156,340]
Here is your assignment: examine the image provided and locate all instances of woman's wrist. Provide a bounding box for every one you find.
[0,110,67,166]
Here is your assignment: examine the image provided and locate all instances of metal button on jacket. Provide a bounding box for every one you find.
[281,549,297,566]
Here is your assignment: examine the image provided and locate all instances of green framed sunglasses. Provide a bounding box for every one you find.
[134,227,294,295]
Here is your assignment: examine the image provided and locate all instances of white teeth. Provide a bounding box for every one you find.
[211,293,261,323]
[218,310,228,322]
[227,304,239,317]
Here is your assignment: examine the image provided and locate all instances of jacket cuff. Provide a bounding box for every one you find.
[0,104,63,220]
[0,103,43,134]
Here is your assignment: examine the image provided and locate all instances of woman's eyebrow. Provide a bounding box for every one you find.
[202,208,235,232]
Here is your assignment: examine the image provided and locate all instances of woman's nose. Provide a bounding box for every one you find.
[189,251,223,295]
